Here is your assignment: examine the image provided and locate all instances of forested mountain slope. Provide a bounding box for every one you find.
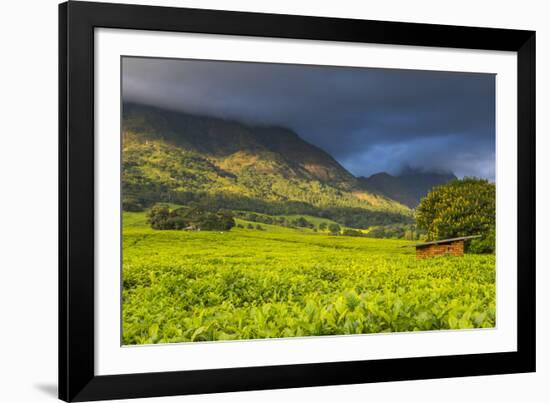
[122,103,429,227]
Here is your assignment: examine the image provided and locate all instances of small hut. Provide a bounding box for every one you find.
[401,235,481,259]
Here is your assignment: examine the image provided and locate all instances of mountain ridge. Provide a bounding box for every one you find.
[123,102,355,188]
[358,169,457,208]
[122,102,456,226]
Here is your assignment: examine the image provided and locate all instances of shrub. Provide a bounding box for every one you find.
[122,197,144,212]
[198,211,236,231]
[147,204,171,229]
[468,227,496,254]
[342,229,363,237]
[328,223,341,235]
[292,217,313,228]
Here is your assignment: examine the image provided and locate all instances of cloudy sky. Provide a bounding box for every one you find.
[122,57,495,180]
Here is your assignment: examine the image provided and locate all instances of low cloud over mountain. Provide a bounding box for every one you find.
[123,57,495,180]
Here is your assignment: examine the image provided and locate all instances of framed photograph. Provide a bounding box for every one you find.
[59,1,535,401]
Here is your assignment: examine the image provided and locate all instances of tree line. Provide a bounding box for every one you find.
[147,204,235,231]
[125,190,411,228]
[141,177,496,253]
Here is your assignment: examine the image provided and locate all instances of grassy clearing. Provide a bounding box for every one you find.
[122,211,495,344]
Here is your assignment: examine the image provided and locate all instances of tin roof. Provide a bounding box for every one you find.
[399,235,481,248]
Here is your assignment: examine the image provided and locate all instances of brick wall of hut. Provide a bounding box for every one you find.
[416,240,464,259]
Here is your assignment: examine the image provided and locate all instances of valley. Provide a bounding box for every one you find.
[122,103,456,232]
[120,102,494,344]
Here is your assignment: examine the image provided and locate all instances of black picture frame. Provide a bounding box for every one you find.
[59,1,536,401]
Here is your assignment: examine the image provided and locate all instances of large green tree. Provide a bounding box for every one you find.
[416,178,495,253]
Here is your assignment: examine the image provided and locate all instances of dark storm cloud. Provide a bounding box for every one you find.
[122,57,495,179]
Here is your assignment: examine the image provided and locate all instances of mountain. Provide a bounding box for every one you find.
[358,168,457,208]
[123,103,355,186]
[121,103,412,228]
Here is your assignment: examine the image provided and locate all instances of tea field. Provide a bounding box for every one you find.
[122,212,496,344]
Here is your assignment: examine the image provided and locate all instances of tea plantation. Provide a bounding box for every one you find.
[122,212,495,344]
